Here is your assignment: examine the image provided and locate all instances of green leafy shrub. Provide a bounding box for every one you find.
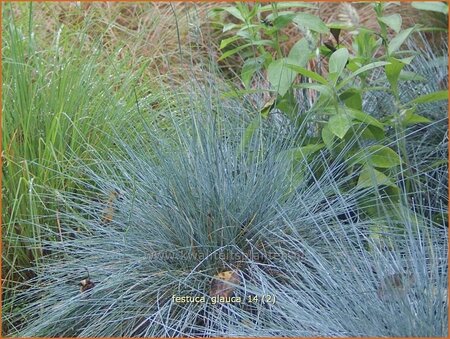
[212,2,448,221]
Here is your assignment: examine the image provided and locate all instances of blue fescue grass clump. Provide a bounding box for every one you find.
[3,3,448,337]
[2,107,300,336]
[251,199,448,337]
[4,85,448,336]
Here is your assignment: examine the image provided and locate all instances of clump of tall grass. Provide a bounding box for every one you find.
[4,80,447,336]
[233,177,447,337]
[2,1,195,307]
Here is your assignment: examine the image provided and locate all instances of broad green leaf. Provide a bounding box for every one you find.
[299,84,335,112]
[337,61,390,89]
[260,2,316,11]
[411,90,448,104]
[403,113,432,125]
[387,26,416,55]
[237,26,268,38]
[341,107,384,129]
[340,88,362,111]
[236,29,252,39]
[398,56,415,65]
[295,83,332,94]
[367,125,385,140]
[328,113,352,139]
[266,11,295,21]
[329,48,349,84]
[357,165,396,188]
[356,124,384,141]
[218,44,249,61]
[223,7,245,22]
[218,41,273,61]
[241,56,265,88]
[275,90,297,120]
[321,125,335,149]
[272,13,297,29]
[267,58,297,96]
[354,61,391,74]
[260,97,276,118]
[220,36,241,49]
[385,57,406,96]
[286,64,328,85]
[239,117,260,154]
[287,38,313,67]
[322,106,384,129]
[412,2,448,14]
[354,28,377,58]
[280,144,325,163]
[400,108,432,126]
[223,23,239,32]
[357,145,402,168]
[250,40,274,47]
[378,14,402,33]
[237,24,260,32]
[292,12,329,33]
